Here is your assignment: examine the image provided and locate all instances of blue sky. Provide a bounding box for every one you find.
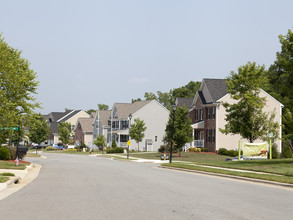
[1,0,292,113]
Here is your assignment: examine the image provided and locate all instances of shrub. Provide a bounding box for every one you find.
[158,145,169,153]
[64,149,77,153]
[106,147,124,154]
[0,146,11,160]
[7,146,26,160]
[46,146,57,151]
[281,143,292,158]
[227,150,238,157]
[201,148,209,152]
[111,140,117,148]
[218,148,228,155]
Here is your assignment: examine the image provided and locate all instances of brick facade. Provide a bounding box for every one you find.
[74,122,84,144]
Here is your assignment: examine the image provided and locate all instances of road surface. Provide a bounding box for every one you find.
[0,153,292,220]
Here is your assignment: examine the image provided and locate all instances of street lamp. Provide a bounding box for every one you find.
[268,132,274,160]
[170,105,177,163]
[128,113,132,159]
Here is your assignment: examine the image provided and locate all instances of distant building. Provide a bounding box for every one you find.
[188,78,283,152]
[45,110,90,145]
[107,100,169,151]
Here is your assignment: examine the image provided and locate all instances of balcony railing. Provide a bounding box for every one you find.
[184,140,204,151]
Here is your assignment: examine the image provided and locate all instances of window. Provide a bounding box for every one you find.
[212,129,215,143]
[155,136,158,142]
[200,109,204,120]
[195,109,198,120]
[206,129,209,143]
[207,108,210,119]
[212,107,215,119]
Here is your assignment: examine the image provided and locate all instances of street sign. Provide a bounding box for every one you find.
[127,140,131,146]
[0,127,18,130]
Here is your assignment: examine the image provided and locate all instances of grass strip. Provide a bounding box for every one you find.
[162,163,293,185]
[0,176,9,183]
[99,155,136,161]
[0,172,15,176]
[0,160,26,170]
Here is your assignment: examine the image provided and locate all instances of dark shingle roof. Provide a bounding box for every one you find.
[198,91,207,104]
[203,78,228,102]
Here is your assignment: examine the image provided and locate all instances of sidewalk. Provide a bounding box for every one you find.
[0,163,41,200]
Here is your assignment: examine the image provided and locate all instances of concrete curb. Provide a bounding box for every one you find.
[159,166,293,189]
[0,163,35,193]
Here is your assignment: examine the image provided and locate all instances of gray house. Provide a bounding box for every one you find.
[107,100,169,151]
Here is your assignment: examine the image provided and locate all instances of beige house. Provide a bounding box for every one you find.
[45,110,90,145]
[189,78,283,152]
[74,117,94,147]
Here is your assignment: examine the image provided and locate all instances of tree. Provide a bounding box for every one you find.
[165,106,193,156]
[129,118,146,151]
[131,98,142,103]
[0,34,40,144]
[94,135,107,154]
[157,91,172,110]
[28,113,50,145]
[220,62,279,143]
[144,92,157,100]
[98,104,109,110]
[171,81,201,100]
[86,109,95,115]
[266,28,293,142]
[58,122,71,146]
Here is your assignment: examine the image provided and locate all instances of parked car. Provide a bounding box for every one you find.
[53,144,63,150]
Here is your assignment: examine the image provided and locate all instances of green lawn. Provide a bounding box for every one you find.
[128,152,293,177]
[0,176,9,183]
[0,160,26,170]
[162,162,293,184]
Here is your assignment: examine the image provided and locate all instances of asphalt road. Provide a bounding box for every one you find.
[0,153,293,220]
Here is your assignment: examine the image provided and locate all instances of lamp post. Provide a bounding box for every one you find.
[268,132,274,159]
[169,105,177,163]
[128,113,132,159]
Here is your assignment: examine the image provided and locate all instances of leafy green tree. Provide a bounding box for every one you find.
[111,139,117,148]
[157,91,172,110]
[98,104,109,110]
[220,62,279,143]
[58,122,71,146]
[131,98,142,103]
[0,34,40,144]
[171,81,201,100]
[165,106,193,156]
[144,92,157,100]
[86,109,96,115]
[129,118,146,151]
[28,113,50,145]
[94,135,107,154]
[266,28,293,143]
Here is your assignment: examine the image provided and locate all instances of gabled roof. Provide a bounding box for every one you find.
[57,110,83,122]
[113,100,152,119]
[46,112,67,122]
[98,110,111,127]
[77,118,93,133]
[176,98,193,108]
[203,78,227,102]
